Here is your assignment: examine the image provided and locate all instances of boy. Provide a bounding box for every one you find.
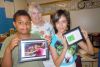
[0,10,44,67]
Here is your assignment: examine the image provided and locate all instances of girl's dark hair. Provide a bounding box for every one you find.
[13,10,31,22]
[51,9,70,33]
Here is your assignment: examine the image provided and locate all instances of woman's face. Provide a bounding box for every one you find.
[56,15,68,34]
[31,8,42,24]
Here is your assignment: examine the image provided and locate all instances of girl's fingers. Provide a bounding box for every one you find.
[81,29,88,39]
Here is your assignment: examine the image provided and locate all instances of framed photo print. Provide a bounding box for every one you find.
[18,39,49,62]
[64,26,84,45]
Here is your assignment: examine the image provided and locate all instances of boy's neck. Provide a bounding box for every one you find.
[16,33,31,39]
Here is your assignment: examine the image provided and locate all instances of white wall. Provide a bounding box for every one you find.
[70,8,100,33]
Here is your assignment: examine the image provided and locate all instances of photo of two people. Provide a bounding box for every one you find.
[19,39,49,62]
[25,42,46,57]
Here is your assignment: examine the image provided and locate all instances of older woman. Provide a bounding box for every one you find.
[28,2,55,67]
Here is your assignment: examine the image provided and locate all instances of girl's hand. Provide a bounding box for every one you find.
[7,35,20,51]
[62,37,67,49]
[44,35,51,46]
[81,29,89,40]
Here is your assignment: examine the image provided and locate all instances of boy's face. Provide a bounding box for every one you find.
[13,15,31,34]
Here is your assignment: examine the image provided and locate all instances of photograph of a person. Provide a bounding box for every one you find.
[19,39,48,62]
[25,42,46,57]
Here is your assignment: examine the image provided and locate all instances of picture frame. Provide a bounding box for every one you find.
[64,26,84,45]
[18,39,49,63]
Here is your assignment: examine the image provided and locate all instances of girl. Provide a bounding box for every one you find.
[50,9,94,67]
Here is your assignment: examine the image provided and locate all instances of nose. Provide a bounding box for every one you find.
[59,22,63,26]
[22,23,29,28]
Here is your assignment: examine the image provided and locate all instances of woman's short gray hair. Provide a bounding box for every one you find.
[28,2,43,16]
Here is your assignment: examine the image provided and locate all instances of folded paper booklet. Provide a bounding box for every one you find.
[18,39,49,63]
[64,26,84,45]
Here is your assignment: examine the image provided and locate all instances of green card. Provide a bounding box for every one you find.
[67,34,75,42]
[64,26,84,45]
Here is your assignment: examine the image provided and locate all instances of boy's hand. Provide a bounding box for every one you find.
[7,36,20,51]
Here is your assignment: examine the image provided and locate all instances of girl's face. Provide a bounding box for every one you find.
[56,15,68,34]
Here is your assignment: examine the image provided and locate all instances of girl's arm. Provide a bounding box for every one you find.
[50,46,67,67]
[50,37,67,67]
[78,30,94,55]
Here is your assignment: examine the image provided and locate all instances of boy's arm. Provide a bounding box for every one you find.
[1,35,19,67]
[0,37,11,67]
[0,58,2,66]
[1,47,12,67]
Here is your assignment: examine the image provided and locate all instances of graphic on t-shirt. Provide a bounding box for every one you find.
[54,40,76,64]
[55,41,63,56]
[65,45,76,63]
[51,35,78,66]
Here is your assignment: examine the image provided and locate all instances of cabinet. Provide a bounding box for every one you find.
[82,61,98,67]
[82,57,98,67]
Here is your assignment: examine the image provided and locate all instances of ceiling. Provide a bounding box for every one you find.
[26,0,73,14]
[27,0,69,5]
[26,0,100,15]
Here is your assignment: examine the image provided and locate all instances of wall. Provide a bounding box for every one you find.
[0,0,27,34]
[38,0,100,33]
[0,0,4,7]
[14,0,27,12]
[39,0,100,14]
[0,0,100,34]
[70,8,100,33]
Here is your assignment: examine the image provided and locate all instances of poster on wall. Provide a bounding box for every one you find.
[4,1,15,18]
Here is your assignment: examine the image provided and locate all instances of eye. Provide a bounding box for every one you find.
[62,20,67,23]
[18,21,23,24]
[26,21,31,25]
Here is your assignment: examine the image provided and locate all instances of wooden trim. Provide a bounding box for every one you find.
[40,0,69,5]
